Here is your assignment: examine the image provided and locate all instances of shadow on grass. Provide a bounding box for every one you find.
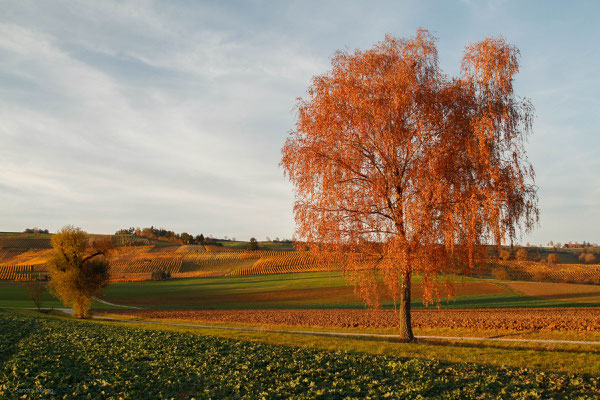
[409,294,600,309]
[96,293,600,310]
[0,309,37,363]
[285,328,600,356]
[414,337,600,355]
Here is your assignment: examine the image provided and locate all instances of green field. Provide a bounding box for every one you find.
[1,272,598,311]
[2,310,599,399]
[0,282,125,310]
[93,272,600,309]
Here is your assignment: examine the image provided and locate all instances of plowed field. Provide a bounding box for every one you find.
[506,281,600,303]
[109,307,600,332]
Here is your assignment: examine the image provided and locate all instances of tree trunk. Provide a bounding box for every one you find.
[398,269,414,341]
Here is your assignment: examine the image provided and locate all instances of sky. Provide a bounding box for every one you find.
[0,0,598,244]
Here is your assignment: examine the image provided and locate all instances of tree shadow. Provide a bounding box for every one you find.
[414,337,600,355]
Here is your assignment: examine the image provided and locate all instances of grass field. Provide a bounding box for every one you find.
[100,272,600,309]
[2,271,599,310]
[505,281,600,303]
[0,282,126,310]
[2,309,600,399]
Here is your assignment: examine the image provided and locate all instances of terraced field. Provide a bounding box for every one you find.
[0,237,51,249]
[0,265,46,281]
[2,238,599,285]
[479,260,600,284]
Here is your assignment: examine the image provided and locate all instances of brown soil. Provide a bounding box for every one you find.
[506,281,600,303]
[108,307,600,332]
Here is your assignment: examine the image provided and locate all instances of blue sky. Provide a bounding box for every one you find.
[0,0,598,244]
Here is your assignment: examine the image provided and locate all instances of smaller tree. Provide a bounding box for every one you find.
[22,280,47,311]
[499,249,513,261]
[581,253,598,264]
[47,226,112,318]
[151,270,171,281]
[141,227,153,238]
[181,232,192,244]
[547,253,560,265]
[516,248,529,261]
[248,237,259,251]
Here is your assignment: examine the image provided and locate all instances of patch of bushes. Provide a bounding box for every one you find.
[515,248,529,261]
[492,268,510,280]
[579,252,598,264]
[546,253,560,265]
[499,250,513,261]
[150,270,171,281]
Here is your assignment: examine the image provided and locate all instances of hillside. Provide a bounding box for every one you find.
[1,232,599,284]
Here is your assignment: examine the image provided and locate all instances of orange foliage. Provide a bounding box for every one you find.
[281,29,538,339]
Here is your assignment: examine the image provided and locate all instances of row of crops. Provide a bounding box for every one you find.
[229,253,332,276]
[181,252,257,273]
[2,245,600,283]
[0,237,51,249]
[112,235,151,246]
[479,260,600,284]
[105,251,336,280]
[1,311,599,399]
[0,265,47,281]
[109,259,183,275]
[0,249,26,264]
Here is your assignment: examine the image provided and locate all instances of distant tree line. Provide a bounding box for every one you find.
[494,247,563,264]
[23,228,49,234]
[492,244,600,265]
[114,226,221,246]
[545,240,599,249]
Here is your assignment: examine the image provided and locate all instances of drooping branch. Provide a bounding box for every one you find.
[281,30,538,335]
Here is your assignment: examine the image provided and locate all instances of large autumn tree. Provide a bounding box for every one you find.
[281,29,538,340]
[47,226,112,318]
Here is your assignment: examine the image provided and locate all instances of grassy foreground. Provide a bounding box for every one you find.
[2,310,600,399]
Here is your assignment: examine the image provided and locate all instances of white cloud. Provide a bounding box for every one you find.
[0,5,312,238]
[0,0,598,244]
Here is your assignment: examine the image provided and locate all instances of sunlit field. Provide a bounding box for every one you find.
[2,1,600,397]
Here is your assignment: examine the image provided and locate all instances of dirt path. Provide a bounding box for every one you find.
[93,297,141,309]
